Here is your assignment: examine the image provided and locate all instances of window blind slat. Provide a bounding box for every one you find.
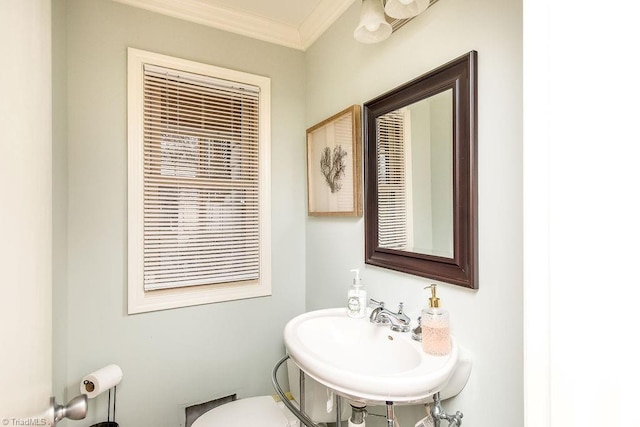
[145,264,259,280]
[143,109,259,129]
[144,248,259,261]
[144,240,258,251]
[144,256,259,272]
[144,177,259,189]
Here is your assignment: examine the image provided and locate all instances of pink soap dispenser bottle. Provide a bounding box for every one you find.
[421,284,451,356]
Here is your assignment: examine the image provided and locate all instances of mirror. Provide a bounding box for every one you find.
[364,51,477,289]
[376,89,454,258]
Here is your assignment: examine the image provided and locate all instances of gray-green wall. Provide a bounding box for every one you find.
[53,1,306,425]
[304,0,522,425]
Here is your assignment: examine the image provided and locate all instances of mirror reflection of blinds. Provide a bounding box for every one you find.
[142,64,261,291]
[376,111,407,250]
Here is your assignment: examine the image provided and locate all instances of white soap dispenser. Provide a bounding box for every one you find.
[421,284,451,355]
[347,269,367,318]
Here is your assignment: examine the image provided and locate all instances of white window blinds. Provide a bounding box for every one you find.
[142,64,261,291]
[376,110,408,250]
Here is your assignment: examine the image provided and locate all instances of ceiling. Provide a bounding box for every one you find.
[112,0,358,51]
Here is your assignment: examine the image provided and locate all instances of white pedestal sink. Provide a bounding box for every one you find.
[284,308,465,405]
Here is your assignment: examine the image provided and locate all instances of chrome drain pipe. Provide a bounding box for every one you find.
[349,404,366,426]
[385,401,395,427]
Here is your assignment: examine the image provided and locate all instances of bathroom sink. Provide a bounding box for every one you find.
[283,308,459,404]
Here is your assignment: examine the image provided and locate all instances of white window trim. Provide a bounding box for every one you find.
[127,47,271,314]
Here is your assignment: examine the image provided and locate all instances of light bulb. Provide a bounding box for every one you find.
[366,22,381,32]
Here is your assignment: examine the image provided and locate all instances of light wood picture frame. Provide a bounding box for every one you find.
[307,105,362,216]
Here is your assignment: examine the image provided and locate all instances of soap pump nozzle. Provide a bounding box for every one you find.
[350,269,361,287]
[425,284,441,308]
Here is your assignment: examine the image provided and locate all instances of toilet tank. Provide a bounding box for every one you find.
[285,359,350,423]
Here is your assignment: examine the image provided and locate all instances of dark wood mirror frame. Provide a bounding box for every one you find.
[363,51,478,289]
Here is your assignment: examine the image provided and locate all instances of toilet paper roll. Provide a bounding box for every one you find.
[80,364,123,399]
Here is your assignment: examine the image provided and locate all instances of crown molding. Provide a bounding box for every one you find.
[299,0,357,50]
[113,0,357,51]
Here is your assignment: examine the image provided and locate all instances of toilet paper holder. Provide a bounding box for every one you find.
[83,380,96,393]
[81,364,123,399]
[89,385,119,427]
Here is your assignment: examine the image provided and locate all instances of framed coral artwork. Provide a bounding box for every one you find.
[306,105,362,216]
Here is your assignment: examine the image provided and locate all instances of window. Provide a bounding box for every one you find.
[127,48,271,314]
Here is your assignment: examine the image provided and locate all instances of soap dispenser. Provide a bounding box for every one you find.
[421,284,451,355]
[347,269,367,318]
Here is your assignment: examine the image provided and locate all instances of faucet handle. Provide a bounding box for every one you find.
[411,316,422,341]
[397,302,404,313]
[368,298,384,308]
[451,411,464,426]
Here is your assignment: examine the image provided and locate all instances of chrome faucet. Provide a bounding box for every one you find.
[369,299,411,332]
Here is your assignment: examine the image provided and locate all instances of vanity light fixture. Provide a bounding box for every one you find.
[384,0,430,19]
[354,0,438,43]
[354,0,393,44]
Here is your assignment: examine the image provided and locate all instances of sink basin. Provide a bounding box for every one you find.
[284,308,459,404]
